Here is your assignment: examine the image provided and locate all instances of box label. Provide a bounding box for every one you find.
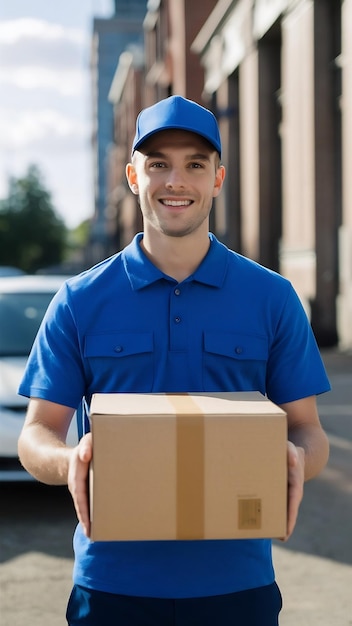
[238,498,262,529]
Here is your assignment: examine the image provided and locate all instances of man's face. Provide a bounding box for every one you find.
[126,129,225,240]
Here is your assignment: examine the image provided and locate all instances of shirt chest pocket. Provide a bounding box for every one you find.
[84,332,154,392]
[202,332,268,393]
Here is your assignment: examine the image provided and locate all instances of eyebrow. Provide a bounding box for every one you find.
[145,151,211,161]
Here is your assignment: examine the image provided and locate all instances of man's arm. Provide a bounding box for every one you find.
[279,395,329,540]
[18,398,92,537]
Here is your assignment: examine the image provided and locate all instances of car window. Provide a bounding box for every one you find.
[0,292,55,357]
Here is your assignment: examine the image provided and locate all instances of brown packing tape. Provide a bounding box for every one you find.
[167,394,205,540]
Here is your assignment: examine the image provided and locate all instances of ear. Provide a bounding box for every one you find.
[213,164,226,198]
[126,163,139,195]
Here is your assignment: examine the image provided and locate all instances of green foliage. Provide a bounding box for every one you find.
[0,165,68,273]
[69,218,90,248]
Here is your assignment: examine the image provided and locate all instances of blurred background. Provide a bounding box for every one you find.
[1,0,352,351]
[0,4,351,624]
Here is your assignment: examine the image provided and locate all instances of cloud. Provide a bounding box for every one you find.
[0,65,86,96]
[0,108,89,152]
[0,16,94,227]
[0,18,87,95]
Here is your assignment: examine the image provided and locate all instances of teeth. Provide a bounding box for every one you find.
[162,200,191,206]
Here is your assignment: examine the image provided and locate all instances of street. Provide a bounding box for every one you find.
[0,349,351,625]
[0,482,75,625]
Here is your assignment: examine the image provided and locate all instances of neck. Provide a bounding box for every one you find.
[140,231,210,283]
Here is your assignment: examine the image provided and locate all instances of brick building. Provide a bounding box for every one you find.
[102,0,352,349]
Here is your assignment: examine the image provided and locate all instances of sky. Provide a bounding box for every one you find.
[0,0,114,228]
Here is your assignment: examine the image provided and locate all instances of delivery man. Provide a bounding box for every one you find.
[18,95,330,625]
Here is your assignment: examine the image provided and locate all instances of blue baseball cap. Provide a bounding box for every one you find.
[132,95,222,157]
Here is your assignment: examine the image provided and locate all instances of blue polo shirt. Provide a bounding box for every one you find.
[19,233,330,598]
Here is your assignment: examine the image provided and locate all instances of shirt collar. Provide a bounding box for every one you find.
[122,233,228,291]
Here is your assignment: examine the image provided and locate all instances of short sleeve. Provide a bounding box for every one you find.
[266,285,331,404]
[18,283,86,409]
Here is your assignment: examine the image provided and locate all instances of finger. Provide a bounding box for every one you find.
[285,489,300,540]
[283,443,305,540]
[76,488,91,537]
[78,433,93,463]
[67,441,92,537]
[287,440,298,467]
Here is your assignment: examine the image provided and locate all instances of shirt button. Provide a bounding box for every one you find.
[235,346,243,354]
[174,316,181,323]
[114,345,123,353]
[174,288,181,296]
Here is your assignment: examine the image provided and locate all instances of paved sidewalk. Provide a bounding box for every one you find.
[274,545,352,625]
[273,349,352,625]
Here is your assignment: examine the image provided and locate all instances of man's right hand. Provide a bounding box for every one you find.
[67,433,93,537]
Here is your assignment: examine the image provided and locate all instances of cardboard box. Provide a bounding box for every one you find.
[89,392,287,541]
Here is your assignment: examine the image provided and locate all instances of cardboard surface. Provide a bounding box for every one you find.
[89,392,287,541]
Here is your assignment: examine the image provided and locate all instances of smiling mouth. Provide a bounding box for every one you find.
[160,199,193,207]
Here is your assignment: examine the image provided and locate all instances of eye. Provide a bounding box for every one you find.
[149,161,167,169]
[188,162,205,169]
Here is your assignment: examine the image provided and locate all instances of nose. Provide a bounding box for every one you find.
[165,168,185,190]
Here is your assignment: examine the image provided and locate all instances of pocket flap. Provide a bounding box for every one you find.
[84,332,153,357]
[204,332,268,360]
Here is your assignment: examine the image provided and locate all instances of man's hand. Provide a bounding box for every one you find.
[278,396,329,541]
[284,441,305,541]
[67,433,93,538]
[18,398,94,538]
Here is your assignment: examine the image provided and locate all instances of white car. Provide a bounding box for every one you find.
[0,274,78,480]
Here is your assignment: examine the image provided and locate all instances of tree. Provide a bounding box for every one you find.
[0,165,68,273]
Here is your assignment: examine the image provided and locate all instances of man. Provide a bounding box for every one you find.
[18,95,330,625]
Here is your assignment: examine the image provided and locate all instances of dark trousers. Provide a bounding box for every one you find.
[66,582,282,625]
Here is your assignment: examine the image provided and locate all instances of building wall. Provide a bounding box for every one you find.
[169,0,216,99]
[311,0,340,345]
[101,0,352,348]
[257,28,282,272]
[239,50,260,261]
[90,5,146,260]
[337,0,352,348]
[280,2,316,304]
[144,0,217,102]
[193,0,345,347]
[108,0,218,253]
